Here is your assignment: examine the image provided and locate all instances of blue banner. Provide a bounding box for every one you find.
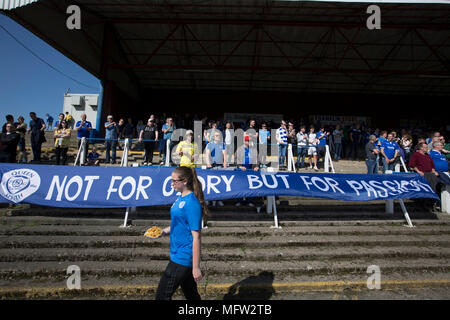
[0,164,439,208]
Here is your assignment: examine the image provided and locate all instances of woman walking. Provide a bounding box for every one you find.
[54,120,71,165]
[155,166,208,300]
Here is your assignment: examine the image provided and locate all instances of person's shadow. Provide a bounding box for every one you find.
[223,271,275,300]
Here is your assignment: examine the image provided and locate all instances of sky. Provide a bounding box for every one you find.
[0,13,101,127]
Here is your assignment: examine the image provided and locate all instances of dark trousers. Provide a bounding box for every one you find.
[317,145,326,158]
[18,137,26,152]
[334,143,342,160]
[296,146,307,168]
[349,141,360,160]
[30,136,42,161]
[155,260,201,300]
[144,141,155,163]
[55,147,68,165]
[278,144,287,166]
[105,140,117,163]
[382,158,396,173]
[366,159,377,174]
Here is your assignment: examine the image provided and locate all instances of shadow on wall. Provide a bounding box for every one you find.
[223,271,275,300]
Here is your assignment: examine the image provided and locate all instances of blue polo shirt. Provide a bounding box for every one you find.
[430,150,448,172]
[377,136,387,150]
[162,123,176,140]
[76,120,92,138]
[105,122,118,140]
[381,140,400,160]
[317,131,327,146]
[206,141,226,165]
[259,129,270,144]
[170,192,202,267]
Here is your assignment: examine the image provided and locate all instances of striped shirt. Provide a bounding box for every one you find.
[296,131,307,146]
[277,127,287,144]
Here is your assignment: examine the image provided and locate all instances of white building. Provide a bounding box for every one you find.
[63,93,99,129]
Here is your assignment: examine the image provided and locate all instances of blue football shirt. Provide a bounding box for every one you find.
[76,120,92,138]
[317,131,327,146]
[170,192,202,267]
[430,150,448,172]
[381,140,400,160]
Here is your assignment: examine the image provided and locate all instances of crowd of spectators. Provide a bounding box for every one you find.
[1,112,449,211]
[1,113,449,175]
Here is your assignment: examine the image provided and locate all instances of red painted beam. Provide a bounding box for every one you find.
[108,63,450,76]
[85,17,450,30]
[142,24,180,65]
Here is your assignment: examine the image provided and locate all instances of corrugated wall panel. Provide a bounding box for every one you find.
[0,0,39,10]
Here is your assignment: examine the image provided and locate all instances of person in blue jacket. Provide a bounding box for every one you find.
[156,166,208,300]
[380,132,400,173]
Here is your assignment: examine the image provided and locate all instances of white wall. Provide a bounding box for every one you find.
[63,94,98,129]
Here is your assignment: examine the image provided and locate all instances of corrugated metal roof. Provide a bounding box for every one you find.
[0,0,38,10]
[3,0,450,96]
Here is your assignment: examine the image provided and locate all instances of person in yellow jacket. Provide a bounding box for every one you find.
[65,112,74,129]
[176,130,199,168]
[54,120,71,165]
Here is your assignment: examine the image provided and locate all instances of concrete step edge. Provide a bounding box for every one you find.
[1,279,450,299]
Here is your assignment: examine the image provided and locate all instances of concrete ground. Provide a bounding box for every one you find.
[0,202,449,300]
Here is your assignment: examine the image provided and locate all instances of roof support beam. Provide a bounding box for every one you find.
[414,29,450,72]
[90,17,450,30]
[184,24,217,66]
[108,63,450,77]
[413,34,450,72]
[296,28,332,68]
[359,28,412,93]
[142,24,180,65]
[220,25,256,66]
[336,27,372,70]
[336,28,361,68]
[249,25,264,90]
[262,27,296,68]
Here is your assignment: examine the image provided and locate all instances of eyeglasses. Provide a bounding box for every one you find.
[171,179,184,184]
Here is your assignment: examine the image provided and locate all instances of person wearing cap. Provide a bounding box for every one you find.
[205,130,227,169]
[139,118,158,165]
[205,130,227,207]
[235,135,262,208]
[104,115,119,164]
[161,117,176,165]
[365,135,380,174]
[176,130,199,168]
[258,122,270,167]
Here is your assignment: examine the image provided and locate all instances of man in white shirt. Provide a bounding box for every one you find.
[333,124,343,160]
[224,122,234,165]
[307,126,319,171]
[296,125,308,170]
[276,120,288,168]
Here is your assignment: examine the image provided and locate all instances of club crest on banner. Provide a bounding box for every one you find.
[0,169,41,203]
